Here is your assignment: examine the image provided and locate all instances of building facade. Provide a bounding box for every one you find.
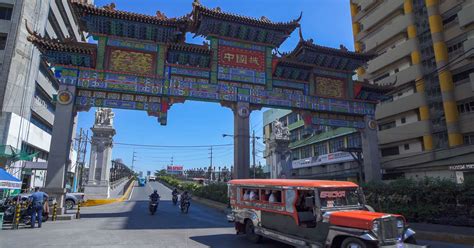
[350,0,474,181]
[263,109,362,182]
[0,0,91,190]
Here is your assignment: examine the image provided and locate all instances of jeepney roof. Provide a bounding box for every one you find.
[229,179,358,188]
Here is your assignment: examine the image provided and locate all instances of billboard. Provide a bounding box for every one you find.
[167,165,183,175]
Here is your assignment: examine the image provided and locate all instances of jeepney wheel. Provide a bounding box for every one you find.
[245,220,262,243]
[340,237,368,248]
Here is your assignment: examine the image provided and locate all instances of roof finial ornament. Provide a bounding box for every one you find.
[193,0,201,6]
[260,16,271,23]
[295,11,303,22]
[339,44,348,52]
[214,6,222,12]
[25,19,39,37]
[298,26,304,41]
[103,2,116,10]
[156,10,167,19]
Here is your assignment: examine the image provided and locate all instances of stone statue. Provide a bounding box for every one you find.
[95,108,115,127]
[272,120,290,140]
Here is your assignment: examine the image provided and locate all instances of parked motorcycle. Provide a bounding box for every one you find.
[180,198,190,214]
[172,195,178,205]
[149,198,159,215]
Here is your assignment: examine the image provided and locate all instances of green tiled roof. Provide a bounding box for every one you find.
[289,127,357,149]
[288,120,304,131]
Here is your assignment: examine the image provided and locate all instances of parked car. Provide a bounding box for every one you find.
[19,192,84,210]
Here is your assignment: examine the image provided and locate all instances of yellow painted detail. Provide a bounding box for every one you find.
[351,2,359,16]
[425,0,439,7]
[433,42,448,62]
[411,51,421,64]
[352,23,360,35]
[443,101,459,123]
[416,79,425,92]
[419,106,430,120]
[439,70,454,91]
[448,133,464,147]
[428,15,443,33]
[407,25,417,39]
[423,135,433,151]
[404,0,413,14]
[357,67,366,76]
[354,42,362,52]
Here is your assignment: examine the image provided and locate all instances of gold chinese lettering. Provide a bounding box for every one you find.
[249,56,260,66]
[223,53,235,62]
[236,54,248,64]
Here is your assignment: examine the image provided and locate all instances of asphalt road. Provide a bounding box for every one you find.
[0,181,470,248]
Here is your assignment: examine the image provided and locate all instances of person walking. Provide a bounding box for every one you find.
[29,187,47,228]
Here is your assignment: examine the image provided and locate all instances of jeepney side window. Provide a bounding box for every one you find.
[241,188,259,201]
[260,189,270,202]
[269,190,282,204]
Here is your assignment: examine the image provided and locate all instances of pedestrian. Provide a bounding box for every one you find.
[29,187,47,228]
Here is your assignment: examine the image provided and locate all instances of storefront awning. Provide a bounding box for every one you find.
[0,168,22,190]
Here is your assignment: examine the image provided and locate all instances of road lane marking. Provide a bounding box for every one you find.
[128,185,135,201]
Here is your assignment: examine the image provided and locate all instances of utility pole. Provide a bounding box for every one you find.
[252,130,256,179]
[74,128,83,192]
[209,146,213,181]
[78,130,88,192]
[131,151,137,172]
[171,156,174,166]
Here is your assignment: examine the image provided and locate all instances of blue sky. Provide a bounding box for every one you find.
[77,0,353,174]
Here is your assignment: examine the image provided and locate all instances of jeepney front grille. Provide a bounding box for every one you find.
[380,217,398,242]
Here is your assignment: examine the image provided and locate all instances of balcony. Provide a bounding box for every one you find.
[367,38,416,74]
[458,2,474,28]
[376,92,424,120]
[378,120,430,145]
[37,71,57,98]
[454,77,474,101]
[364,14,410,52]
[460,112,474,134]
[353,0,377,12]
[31,97,55,125]
[360,0,403,32]
[374,64,420,87]
[464,35,474,59]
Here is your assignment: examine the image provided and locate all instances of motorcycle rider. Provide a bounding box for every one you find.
[172,188,178,197]
[180,191,190,207]
[149,190,160,201]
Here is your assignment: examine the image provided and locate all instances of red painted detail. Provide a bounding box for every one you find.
[354,83,363,98]
[161,101,169,112]
[218,45,265,71]
[229,179,358,188]
[329,210,402,230]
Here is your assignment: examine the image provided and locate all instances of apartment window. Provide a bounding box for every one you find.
[0,33,7,50]
[381,146,399,157]
[0,5,13,20]
[447,42,463,56]
[313,143,327,157]
[288,112,298,125]
[379,121,396,131]
[442,14,457,26]
[301,146,311,159]
[457,99,474,115]
[464,133,474,145]
[404,144,410,150]
[329,137,344,153]
[401,117,406,124]
[453,68,474,84]
[347,133,361,148]
[30,113,53,134]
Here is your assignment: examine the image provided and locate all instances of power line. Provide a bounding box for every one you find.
[113,142,234,148]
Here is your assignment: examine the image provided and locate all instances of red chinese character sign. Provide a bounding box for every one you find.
[217,39,266,85]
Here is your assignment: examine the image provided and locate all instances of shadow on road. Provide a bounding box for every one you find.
[189,234,291,248]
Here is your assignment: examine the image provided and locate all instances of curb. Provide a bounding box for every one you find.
[82,180,135,207]
[415,230,474,245]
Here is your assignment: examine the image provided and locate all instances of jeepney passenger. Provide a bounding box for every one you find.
[250,190,259,201]
[243,190,250,200]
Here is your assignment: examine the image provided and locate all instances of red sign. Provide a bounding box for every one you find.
[320,191,346,198]
[218,46,265,71]
[167,165,183,171]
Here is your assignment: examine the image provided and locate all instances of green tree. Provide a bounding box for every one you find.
[155,169,167,177]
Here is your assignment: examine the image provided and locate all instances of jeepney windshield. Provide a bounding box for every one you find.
[318,187,363,209]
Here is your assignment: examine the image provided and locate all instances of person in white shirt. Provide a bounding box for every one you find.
[269,192,275,203]
[243,190,250,200]
[249,190,259,200]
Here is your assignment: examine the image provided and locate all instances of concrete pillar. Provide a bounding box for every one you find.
[233,102,250,179]
[361,115,382,182]
[44,85,77,214]
[268,139,291,179]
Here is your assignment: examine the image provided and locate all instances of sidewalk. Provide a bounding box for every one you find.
[410,223,474,245]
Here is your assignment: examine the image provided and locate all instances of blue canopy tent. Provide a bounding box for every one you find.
[0,168,22,198]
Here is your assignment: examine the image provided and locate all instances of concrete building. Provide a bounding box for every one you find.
[263,109,362,182]
[0,0,90,190]
[350,0,474,181]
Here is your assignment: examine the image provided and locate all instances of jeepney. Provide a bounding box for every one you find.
[227,179,425,248]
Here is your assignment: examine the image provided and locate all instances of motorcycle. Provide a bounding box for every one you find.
[180,198,190,214]
[172,194,178,205]
[149,198,159,215]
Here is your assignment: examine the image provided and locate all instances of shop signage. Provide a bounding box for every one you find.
[449,164,474,171]
[292,151,355,169]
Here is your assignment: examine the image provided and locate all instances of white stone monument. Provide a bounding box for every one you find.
[84,108,116,199]
[268,120,292,179]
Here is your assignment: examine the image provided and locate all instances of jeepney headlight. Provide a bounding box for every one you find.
[372,219,380,236]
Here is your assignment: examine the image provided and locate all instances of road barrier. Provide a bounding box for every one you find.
[52,203,57,221]
[13,202,20,229]
[76,202,81,219]
[82,180,135,207]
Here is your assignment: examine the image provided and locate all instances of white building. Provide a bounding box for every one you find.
[0,0,90,190]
